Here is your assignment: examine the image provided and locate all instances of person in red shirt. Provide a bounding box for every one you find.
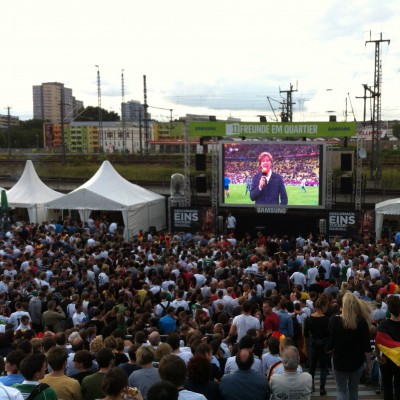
[262,299,279,337]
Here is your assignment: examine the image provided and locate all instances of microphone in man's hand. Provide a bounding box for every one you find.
[262,167,268,176]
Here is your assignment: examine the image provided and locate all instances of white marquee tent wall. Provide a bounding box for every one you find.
[375,198,400,240]
[45,160,166,238]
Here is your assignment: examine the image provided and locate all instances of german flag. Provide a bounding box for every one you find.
[375,331,400,366]
[270,331,285,342]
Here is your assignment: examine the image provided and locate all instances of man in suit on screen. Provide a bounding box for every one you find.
[250,152,288,205]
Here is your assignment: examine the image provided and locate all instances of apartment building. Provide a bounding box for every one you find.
[33,82,83,123]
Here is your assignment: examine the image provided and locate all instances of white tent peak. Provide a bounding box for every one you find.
[7,160,64,223]
[72,160,164,204]
[45,160,166,238]
[8,160,64,203]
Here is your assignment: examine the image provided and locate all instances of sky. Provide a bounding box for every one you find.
[2,0,400,123]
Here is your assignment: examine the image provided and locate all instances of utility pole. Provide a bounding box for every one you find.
[139,109,143,156]
[95,65,103,152]
[143,75,149,155]
[60,85,66,164]
[121,69,126,153]
[356,85,373,126]
[6,106,11,156]
[280,83,297,122]
[365,33,390,179]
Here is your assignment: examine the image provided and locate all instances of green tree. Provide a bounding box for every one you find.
[392,123,400,139]
[0,119,44,149]
[75,106,120,122]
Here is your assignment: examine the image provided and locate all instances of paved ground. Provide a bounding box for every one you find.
[310,369,381,399]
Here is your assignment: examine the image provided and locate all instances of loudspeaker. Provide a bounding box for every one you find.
[319,219,327,234]
[217,216,224,234]
[195,154,206,171]
[341,153,352,171]
[196,175,207,192]
[340,176,353,194]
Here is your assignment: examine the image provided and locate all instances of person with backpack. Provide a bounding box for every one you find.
[154,292,171,319]
[13,353,57,400]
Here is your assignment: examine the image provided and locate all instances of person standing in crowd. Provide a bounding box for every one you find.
[81,348,115,400]
[326,292,372,400]
[250,152,288,205]
[0,350,25,386]
[262,299,280,337]
[40,346,81,400]
[394,230,400,246]
[303,294,330,395]
[13,353,58,400]
[375,295,400,400]
[220,349,271,400]
[184,355,219,400]
[270,346,312,400]
[42,300,66,332]
[0,383,24,400]
[225,301,261,342]
[158,355,207,400]
[225,212,236,234]
[102,367,143,400]
[128,347,160,400]
[147,381,178,400]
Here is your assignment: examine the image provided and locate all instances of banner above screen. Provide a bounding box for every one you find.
[188,121,356,138]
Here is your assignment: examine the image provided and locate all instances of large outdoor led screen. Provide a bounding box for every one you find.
[220,141,326,208]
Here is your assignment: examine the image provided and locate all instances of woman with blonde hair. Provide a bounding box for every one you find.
[154,343,173,364]
[326,292,372,400]
[339,281,349,296]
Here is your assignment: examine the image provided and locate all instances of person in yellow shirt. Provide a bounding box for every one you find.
[40,346,82,400]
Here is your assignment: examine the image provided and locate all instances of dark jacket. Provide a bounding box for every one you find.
[250,171,288,205]
[326,315,371,371]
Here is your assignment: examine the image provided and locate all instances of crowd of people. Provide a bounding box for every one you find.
[0,218,399,400]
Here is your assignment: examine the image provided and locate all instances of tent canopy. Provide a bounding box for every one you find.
[45,160,166,237]
[375,198,400,240]
[7,160,64,223]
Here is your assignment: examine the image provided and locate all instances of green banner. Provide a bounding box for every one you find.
[188,121,356,138]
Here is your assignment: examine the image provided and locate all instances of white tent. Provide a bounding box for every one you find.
[45,160,166,238]
[7,160,64,223]
[375,198,400,240]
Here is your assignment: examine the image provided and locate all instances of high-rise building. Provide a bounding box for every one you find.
[33,82,83,123]
[121,100,148,123]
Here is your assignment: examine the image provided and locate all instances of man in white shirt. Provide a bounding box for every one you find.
[9,302,31,332]
[290,267,307,291]
[226,212,236,234]
[72,304,87,328]
[368,261,381,280]
[0,382,24,400]
[171,290,189,312]
[306,262,318,287]
[225,301,260,342]
[320,251,332,280]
